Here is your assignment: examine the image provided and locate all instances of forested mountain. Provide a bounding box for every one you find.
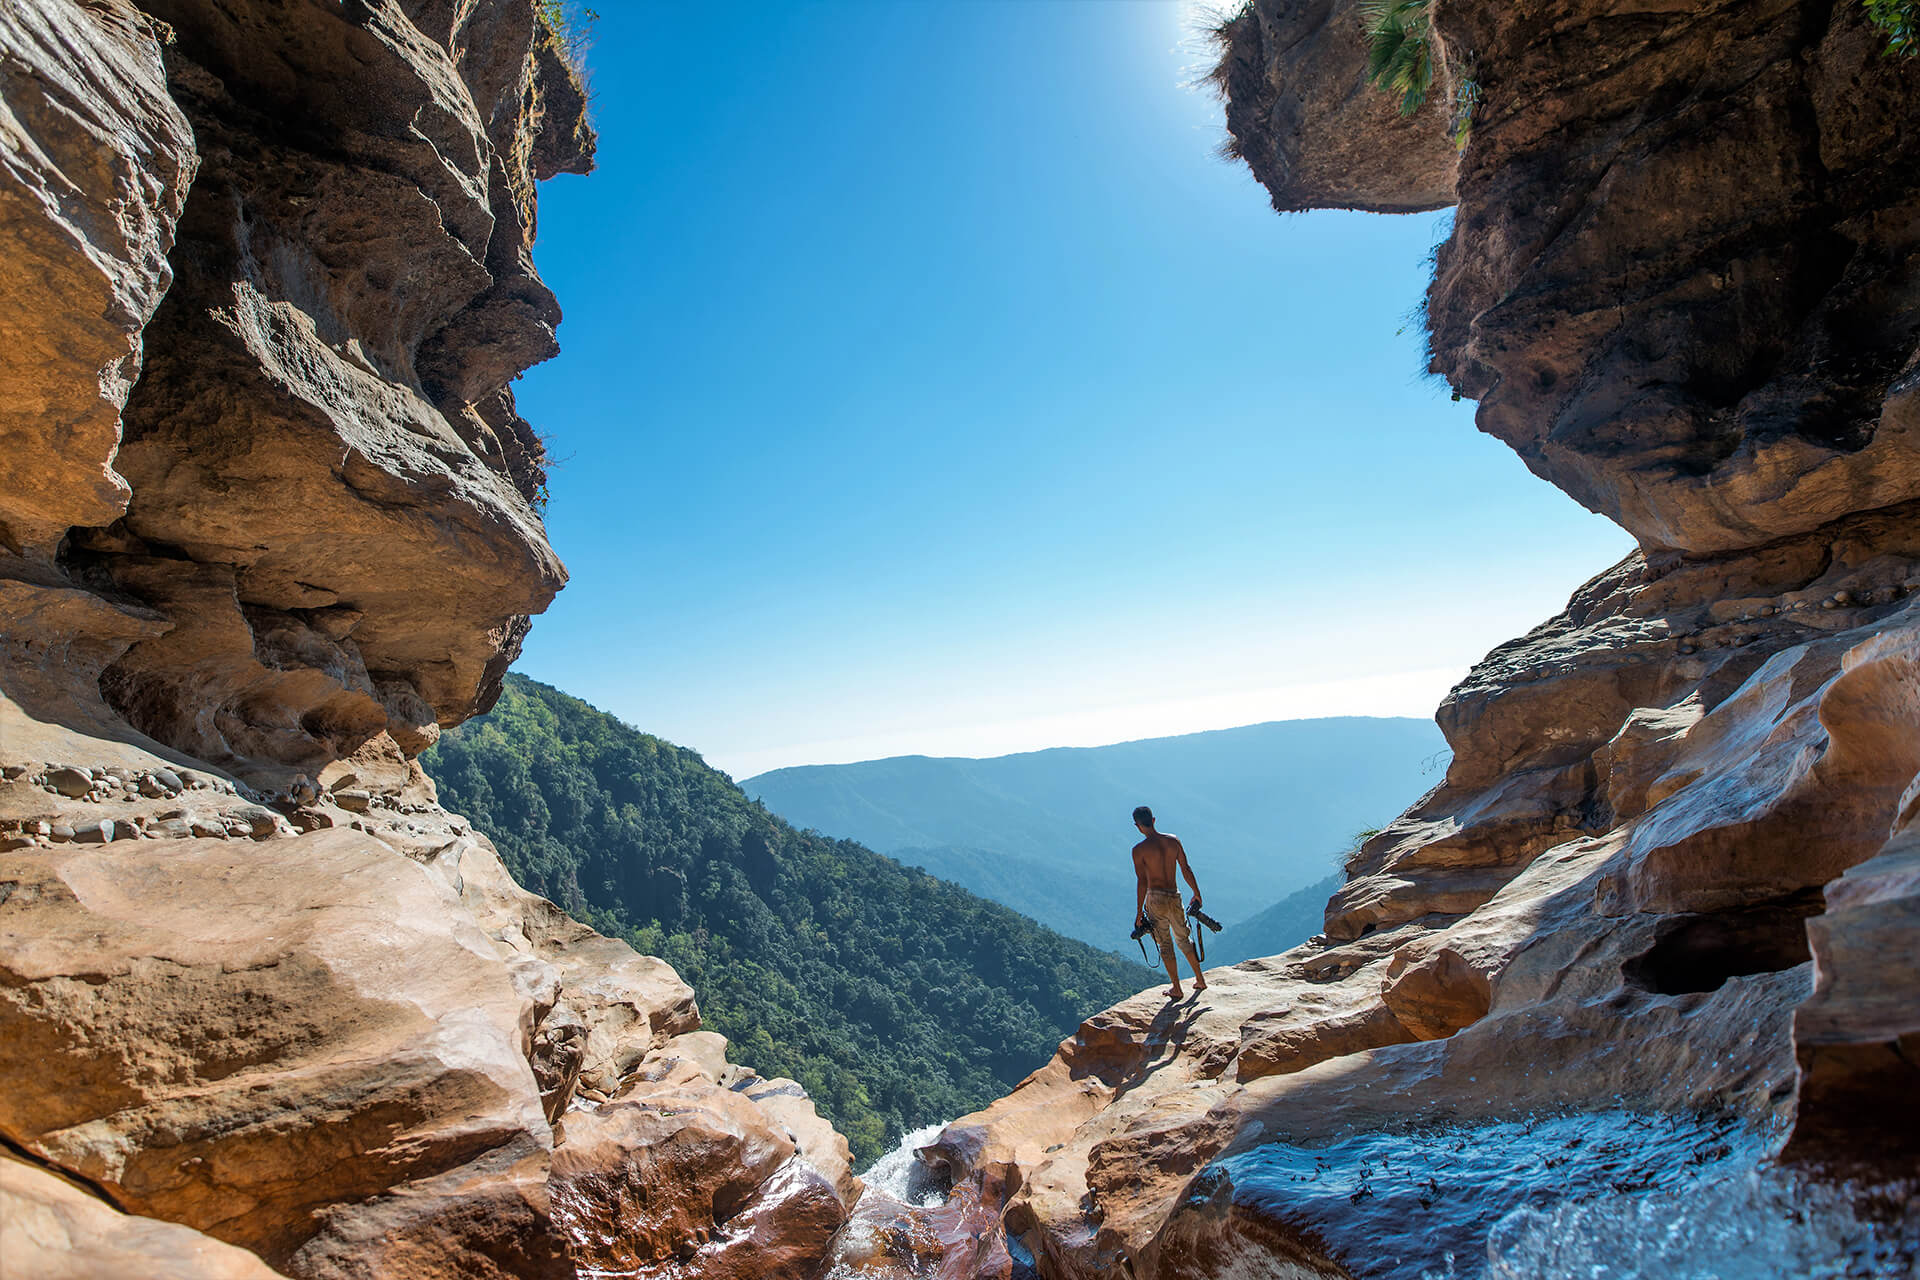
[421,675,1154,1164]
[743,718,1444,949]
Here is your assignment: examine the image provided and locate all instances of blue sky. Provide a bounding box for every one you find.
[513,0,1632,778]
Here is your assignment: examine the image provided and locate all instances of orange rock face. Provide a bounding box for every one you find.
[0,2,861,1277]
[886,3,1920,1276]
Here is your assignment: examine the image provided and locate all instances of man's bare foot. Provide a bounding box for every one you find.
[1166,985,1184,1000]
[1194,976,1209,993]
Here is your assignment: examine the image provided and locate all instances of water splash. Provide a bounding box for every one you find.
[827,1124,951,1279]
[1486,1164,1920,1279]
[1210,1110,1892,1280]
[858,1123,950,1208]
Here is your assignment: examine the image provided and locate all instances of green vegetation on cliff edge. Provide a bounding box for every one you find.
[422,675,1154,1164]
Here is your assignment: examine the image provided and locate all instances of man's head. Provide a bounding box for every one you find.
[1133,805,1155,832]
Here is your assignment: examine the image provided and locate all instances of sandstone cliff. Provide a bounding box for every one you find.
[1,1,855,1276]
[891,2,1920,1276]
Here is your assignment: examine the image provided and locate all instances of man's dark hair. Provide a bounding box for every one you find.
[1133,805,1154,828]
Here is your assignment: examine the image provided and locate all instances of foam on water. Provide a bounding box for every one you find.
[1209,1109,1917,1279]
[858,1122,950,1208]
[1486,1164,1920,1280]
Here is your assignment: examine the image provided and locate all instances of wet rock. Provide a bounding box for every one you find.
[550,1069,846,1280]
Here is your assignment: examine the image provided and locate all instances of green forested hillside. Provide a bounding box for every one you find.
[422,675,1154,1163]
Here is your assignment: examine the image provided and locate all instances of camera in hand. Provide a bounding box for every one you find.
[1130,915,1153,941]
[1188,904,1222,933]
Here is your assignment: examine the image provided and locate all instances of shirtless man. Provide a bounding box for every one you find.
[1131,805,1207,1000]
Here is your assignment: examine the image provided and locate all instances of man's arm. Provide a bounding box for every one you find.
[1174,839,1201,909]
[1132,847,1149,921]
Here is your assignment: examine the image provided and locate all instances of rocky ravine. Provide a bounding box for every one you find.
[891,2,1920,1277]
[1,2,855,1277]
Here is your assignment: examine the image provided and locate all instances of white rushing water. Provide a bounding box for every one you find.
[832,1112,1917,1278]
[857,1122,950,1208]
[1485,1163,1920,1279]
[1212,1110,1919,1280]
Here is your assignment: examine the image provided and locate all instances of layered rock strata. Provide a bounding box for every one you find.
[1,1,859,1276]
[895,2,1920,1276]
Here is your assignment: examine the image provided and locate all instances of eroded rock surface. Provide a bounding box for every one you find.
[1422,0,1920,556]
[865,4,1920,1277]
[5,0,591,791]
[0,719,858,1279]
[0,1,862,1276]
[0,0,196,559]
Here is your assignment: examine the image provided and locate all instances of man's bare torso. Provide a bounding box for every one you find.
[1133,831,1186,893]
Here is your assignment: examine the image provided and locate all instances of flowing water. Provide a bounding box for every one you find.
[859,1123,951,1207]
[1211,1110,1919,1280]
[826,1111,1917,1279]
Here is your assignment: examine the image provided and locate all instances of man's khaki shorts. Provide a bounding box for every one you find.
[1143,890,1196,970]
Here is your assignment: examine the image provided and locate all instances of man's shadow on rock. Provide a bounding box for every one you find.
[1110,998,1207,1103]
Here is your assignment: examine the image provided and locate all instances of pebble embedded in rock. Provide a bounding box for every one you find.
[334,789,373,813]
[46,767,92,799]
[152,768,183,793]
[73,820,115,844]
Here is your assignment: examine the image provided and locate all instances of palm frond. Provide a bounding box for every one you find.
[1362,0,1433,116]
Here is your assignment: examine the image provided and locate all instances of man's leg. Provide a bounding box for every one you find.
[1149,901,1184,999]
[1170,916,1207,992]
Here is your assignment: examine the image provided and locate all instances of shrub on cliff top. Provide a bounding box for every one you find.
[1865,0,1920,54]
[538,0,598,73]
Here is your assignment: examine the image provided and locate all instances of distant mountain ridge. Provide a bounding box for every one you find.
[743,717,1446,951]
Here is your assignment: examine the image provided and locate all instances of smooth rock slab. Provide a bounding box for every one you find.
[0,828,567,1275]
[0,1154,289,1280]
